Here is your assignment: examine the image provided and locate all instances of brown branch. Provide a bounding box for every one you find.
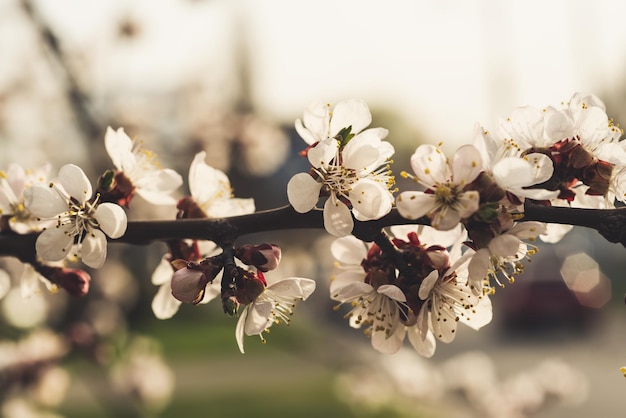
[2,204,626,264]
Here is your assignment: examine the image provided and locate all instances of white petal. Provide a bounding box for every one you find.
[431,206,462,230]
[330,236,368,265]
[24,184,68,218]
[104,127,133,171]
[189,152,231,205]
[134,169,183,204]
[493,158,534,189]
[296,101,330,144]
[468,249,490,291]
[267,277,316,300]
[245,300,273,335]
[396,192,437,220]
[204,198,255,218]
[0,269,11,300]
[371,325,405,354]
[350,180,392,221]
[323,196,354,237]
[36,227,74,262]
[307,138,337,168]
[151,282,182,320]
[431,299,458,343]
[377,284,406,302]
[410,145,450,185]
[506,221,546,239]
[93,203,127,239]
[408,325,436,358]
[418,270,439,300]
[236,307,248,354]
[540,223,573,243]
[459,295,492,330]
[287,173,321,213]
[544,110,574,141]
[329,99,372,137]
[81,229,108,268]
[455,191,480,218]
[333,281,374,302]
[488,234,521,257]
[151,257,174,285]
[342,140,380,172]
[58,164,92,204]
[330,270,366,296]
[452,145,482,185]
[506,106,546,147]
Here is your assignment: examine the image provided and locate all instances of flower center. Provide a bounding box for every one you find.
[434,183,460,205]
[316,164,358,200]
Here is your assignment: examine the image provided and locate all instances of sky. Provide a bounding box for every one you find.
[14,0,626,153]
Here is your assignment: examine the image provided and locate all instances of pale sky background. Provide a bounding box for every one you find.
[7,0,626,153]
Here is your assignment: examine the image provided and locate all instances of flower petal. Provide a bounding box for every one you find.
[329,99,371,137]
[0,269,11,300]
[236,307,248,354]
[93,203,127,239]
[323,196,354,237]
[104,127,134,171]
[377,284,406,302]
[188,152,231,206]
[408,324,436,358]
[24,184,68,218]
[459,295,492,330]
[350,180,392,221]
[151,282,182,320]
[152,257,173,285]
[81,229,108,268]
[330,235,367,265]
[36,227,74,262]
[296,101,330,144]
[410,145,450,185]
[204,198,255,218]
[371,325,405,354]
[452,145,482,185]
[287,173,322,213]
[244,300,273,335]
[58,164,92,204]
[307,138,337,168]
[396,192,436,220]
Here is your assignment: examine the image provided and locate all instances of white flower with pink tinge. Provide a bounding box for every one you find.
[236,277,315,353]
[397,144,482,230]
[24,164,127,269]
[288,99,395,237]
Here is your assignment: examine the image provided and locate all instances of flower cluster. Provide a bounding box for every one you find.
[331,227,491,357]
[288,99,395,236]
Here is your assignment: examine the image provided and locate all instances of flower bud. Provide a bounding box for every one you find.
[51,268,91,297]
[233,268,266,305]
[235,243,281,272]
[171,267,208,304]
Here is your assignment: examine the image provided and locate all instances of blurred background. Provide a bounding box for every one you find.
[2,0,626,416]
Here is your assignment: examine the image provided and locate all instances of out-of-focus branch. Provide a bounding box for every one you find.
[21,0,101,140]
[2,204,626,264]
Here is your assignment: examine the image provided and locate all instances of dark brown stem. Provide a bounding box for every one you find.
[3,204,626,263]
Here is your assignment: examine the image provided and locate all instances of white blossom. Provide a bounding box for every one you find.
[468,221,546,293]
[409,252,492,357]
[288,99,394,237]
[397,144,481,230]
[188,151,255,217]
[0,163,51,233]
[236,276,315,353]
[24,164,127,269]
[105,126,183,205]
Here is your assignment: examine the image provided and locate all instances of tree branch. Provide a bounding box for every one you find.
[2,203,626,264]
